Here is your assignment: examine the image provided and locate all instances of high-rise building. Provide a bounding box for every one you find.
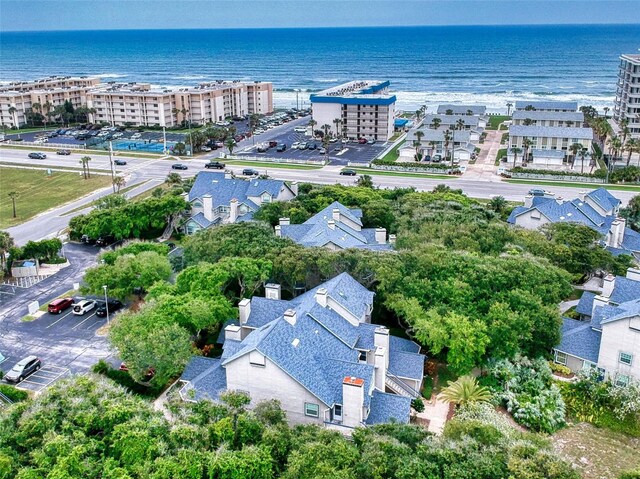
[310,81,396,141]
[614,54,640,138]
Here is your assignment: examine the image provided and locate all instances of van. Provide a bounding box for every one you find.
[48,297,74,314]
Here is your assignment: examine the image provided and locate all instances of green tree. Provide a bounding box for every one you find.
[7,191,18,218]
[96,194,127,210]
[225,137,236,156]
[0,231,14,274]
[165,172,183,186]
[79,156,92,179]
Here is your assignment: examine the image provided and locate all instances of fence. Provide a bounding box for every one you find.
[509,172,605,183]
[225,154,326,166]
[370,164,458,174]
[4,140,87,150]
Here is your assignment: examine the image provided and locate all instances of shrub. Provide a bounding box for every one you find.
[411,398,425,413]
[92,360,164,397]
[0,384,29,402]
[548,361,572,377]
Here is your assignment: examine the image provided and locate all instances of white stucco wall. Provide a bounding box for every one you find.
[514,210,552,230]
[224,354,328,425]
[312,102,342,133]
[598,316,640,382]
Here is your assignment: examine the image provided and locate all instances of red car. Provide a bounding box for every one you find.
[48,297,74,314]
[358,138,368,144]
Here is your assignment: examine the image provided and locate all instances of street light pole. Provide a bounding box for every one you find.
[103,285,110,325]
[108,141,116,193]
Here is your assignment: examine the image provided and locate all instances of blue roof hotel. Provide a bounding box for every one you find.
[310,80,396,141]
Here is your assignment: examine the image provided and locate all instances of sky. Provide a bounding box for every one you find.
[1,0,640,31]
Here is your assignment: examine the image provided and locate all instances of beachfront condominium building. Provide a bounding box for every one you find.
[511,110,585,128]
[0,76,273,128]
[514,100,579,112]
[310,81,396,141]
[614,54,640,138]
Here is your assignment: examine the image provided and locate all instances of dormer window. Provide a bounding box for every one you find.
[192,200,203,208]
[261,193,272,204]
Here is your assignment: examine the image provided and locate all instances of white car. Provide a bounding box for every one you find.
[291,141,301,149]
[131,133,142,139]
[293,127,307,133]
[73,299,97,316]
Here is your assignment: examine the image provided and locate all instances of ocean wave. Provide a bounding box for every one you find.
[94,73,127,79]
[176,75,208,80]
[313,78,340,83]
[273,89,616,113]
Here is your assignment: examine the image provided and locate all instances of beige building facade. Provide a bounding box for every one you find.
[614,54,640,138]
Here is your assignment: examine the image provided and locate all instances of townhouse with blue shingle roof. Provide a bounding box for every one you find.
[182,171,297,234]
[508,188,639,260]
[178,272,424,431]
[553,268,640,385]
[276,201,394,251]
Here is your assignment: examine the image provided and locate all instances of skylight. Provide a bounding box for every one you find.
[291,338,300,347]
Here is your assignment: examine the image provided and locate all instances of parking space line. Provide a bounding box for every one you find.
[46,310,75,329]
[71,312,98,330]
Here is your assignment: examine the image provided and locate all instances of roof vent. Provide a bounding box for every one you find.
[560,216,565,220]
[291,338,300,347]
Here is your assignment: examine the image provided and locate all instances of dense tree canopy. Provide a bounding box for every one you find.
[0,377,579,479]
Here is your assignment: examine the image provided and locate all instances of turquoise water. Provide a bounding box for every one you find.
[1,25,639,111]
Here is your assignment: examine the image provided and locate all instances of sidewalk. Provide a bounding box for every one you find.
[462,130,503,181]
[415,395,452,435]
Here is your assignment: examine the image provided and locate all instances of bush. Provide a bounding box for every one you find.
[548,361,572,376]
[0,384,29,402]
[509,166,607,179]
[92,360,164,397]
[422,376,433,400]
[411,398,425,413]
[372,158,452,170]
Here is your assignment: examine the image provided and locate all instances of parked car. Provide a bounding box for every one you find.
[340,169,357,176]
[276,143,287,152]
[73,299,97,316]
[293,126,307,133]
[95,235,115,246]
[256,144,268,153]
[319,147,326,154]
[297,142,308,150]
[329,138,338,143]
[358,138,368,144]
[47,297,74,314]
[528,188,550,197]
[200,146,211,152]
[291,141,301,149]
[28,152,46,159]
[4,356,41,383]
[268,140,278,148]
[242,168,259,176]
[172,163,188,170]
[56,149,71,155]
[432,154,442,162]
[96,299,123,317]
[308,143,317,150]
[424,154,432,162]
[114,159,127,166]
[205,161,226,169]
[80,234,95,245]
[367,139,376,145]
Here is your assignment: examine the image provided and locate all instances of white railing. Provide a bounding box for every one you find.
[385,373,420,398]
[3,140,87,150]
[224,154,326,166]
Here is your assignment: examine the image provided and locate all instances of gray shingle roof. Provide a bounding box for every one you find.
[585,188,621,213]
[556,318,601,363]
[423,114,480,127]
[389,335,421,354]
[366,391,411,425]
[575,291,596,317]
[530,148,566,158]
[512,110,584,122]
[515,100,578,111]
[388,350,425,380]
[406,127,472,143]
[509,125,593,139]
[609,276,640,304]
[600,299,640,324]
[179,357,227,401]
[279,201,392,251]
[437,104,486,115]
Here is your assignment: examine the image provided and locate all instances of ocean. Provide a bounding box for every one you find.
[1,25,639,113]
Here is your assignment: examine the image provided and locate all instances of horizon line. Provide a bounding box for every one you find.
[3,22,640,34]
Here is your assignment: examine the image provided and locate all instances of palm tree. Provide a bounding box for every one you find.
[43,102,53,129]
[569,143,582,169]
[456,118,466,131]
[430,117,442,130]
[489,195,507,213]
[308,119,317,136]
[333,118,342,138]
[8,106,17,128]
[165,172,183,186]
[506,102,513,116]
[415,129,424,149]
[225,137,236,156]
[443,129,452,166]
[0,230,14,272]
[445,109,454,115]
[579,147,589,174]
[428,140,436,159]
[523,118,534,126]
[8,191,18,218]
[522,138,532,164]
[171,107,180,126]
[321,124,331,139]
[449,125,457,168]
[79,156,92,179]
[466,109,473,116]
[624,138,639,167]
[607,135,622,163]
[438,375,492,407]
[113,176,126,193]
[603,106,610,118]
[511,147,522,169]
[620,118,629,146]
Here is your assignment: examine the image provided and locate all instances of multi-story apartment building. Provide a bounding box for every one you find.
[509,125,593,151]
[511,110,585,128]
[514,100,579,112]
[310,81,396,141]
[614,54,640,138]
[0,76,273,128]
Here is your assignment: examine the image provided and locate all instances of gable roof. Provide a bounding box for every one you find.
[188,171,289,208]
[509,124,593,139]
[423,114,480,127]
[515,100,578,111]
[600,299,640,325]
[575,291,597,316]
[436,104,486,115]
[585,188,621,212]
[609,276,640,304]
[366,391,411,425]
[512,110,584,122]
[556,317,601,363]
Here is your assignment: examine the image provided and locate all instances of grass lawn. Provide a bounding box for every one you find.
[225,159,321,170]
[61,180,151,215]
[0,161,110,174]
[487,115,511,130]
[495,148,508,166]
[553,423,640,479]
[352,168,453,180]
[0,144,162,159]
[0,167,112,228]
[505,179,640,192]
[378,141,403,162]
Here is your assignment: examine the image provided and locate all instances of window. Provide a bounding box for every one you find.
[358,350,367,362]
[555,351,567,365]
[620,352,633,365]
[616,375,630,387]
[261,193,271,204]
[333,404,343,419]
[304,403,319,417]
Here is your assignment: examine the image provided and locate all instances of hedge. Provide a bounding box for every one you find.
[373,158,452,170]
[509,166,607,179]
[0,384,29,402]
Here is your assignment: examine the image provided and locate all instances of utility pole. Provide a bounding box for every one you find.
[108,141,116,193]
[163,126,167,154]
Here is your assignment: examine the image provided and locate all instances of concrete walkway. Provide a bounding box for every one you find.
[415,396,451,435]
[559,299,579,314]
[462,129,503,181]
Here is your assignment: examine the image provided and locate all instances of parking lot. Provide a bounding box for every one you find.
[4,364,71,393]
[236,124,387,165]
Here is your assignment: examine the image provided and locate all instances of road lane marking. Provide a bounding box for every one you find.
[46,310,75,328]
[71,311,98,330]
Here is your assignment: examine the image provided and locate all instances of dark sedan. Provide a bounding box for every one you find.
[56,149,71,155]
[172,163,188,170]
[96,299,123,317]
[114,159,127,166]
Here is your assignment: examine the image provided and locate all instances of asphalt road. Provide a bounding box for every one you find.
[0,242,117,382]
